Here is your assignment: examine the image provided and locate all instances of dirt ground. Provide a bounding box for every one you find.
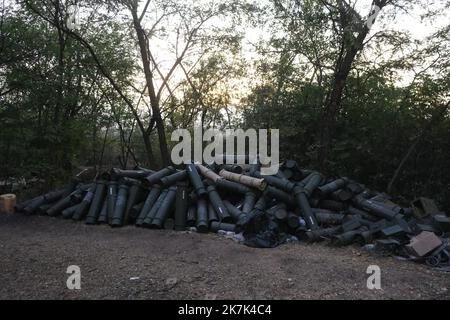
[0,213,449,300]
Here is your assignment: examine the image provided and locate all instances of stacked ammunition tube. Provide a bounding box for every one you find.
[15,160,447,253]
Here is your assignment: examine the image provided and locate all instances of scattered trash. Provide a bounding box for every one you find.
[286,236,299,243]
[362,244,376,252]
[15,159,450,269]
[405,232,442,257]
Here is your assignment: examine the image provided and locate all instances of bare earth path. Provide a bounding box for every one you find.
[0,214,448,300]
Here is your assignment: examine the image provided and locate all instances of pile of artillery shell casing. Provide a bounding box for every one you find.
[15,160,450,266]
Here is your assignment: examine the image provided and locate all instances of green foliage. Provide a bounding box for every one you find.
[0,0,449,210]
[0,1,137,179]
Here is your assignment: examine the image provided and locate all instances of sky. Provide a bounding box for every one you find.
[5,0,447,104]
[134,0,450,115]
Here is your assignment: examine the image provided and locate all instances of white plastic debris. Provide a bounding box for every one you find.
[217,231,245,243]
[362,244,376,251]
[286,236,299,243]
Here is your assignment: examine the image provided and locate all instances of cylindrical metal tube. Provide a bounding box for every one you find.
[303,173,322,197]
[346,182,365,195]
[208,203,219,225]
[319,200,347,212]
[97,199,109,224]
[281,168,294,180]
[47,188,83,217]
[187,164,207,196]
[370,199,405,215]
[332,227,368,246]
[129,202,144,222]
[110,185,129,227]
[254,195,268,211]
[160,170,188,187]
[347,206,379,222]
[111,168,152,180]
[355,230,374,245]
[107,182,118,224]
[284,160,298,170]
[23,196,46,215]
[136,185,162,226]
[242,192,257,214]
[134,166,155,174]
[304,226,342,242]
[15,198,34,213]
[86,180,107,225]
[219,170,267,191]
[312,209,345,225]
[294,187,319,230]
[223,201,246,222]
[151,188,177,229]
[331,189,353,202]
[123,180,143,225]
[275,170,288,180]
[287,212,300,229]
[164,218,175,230]
[254,172,295,193]
[36,203,53,216]
[267,204,288,221]
[332,231,359,246]
[146,167,176,185]
[353,196,398,221]
[142,190,168,226]
[61,203,81,220]
[196,198,209,233]
[23,187,68,215]
[222,164,244,174]
[72,185,96,221]
[210,222,236,233]
[248,163,260,176]
[196,164,222,182]
[45,188,70,202]
[370,193,390,203]
[207,185,232,223]
[317,178,348,196]
[292,171,304,181]
[174,182,189,231]
[265,186,296,207]
[215,179,251,195]
[187,206,197,227]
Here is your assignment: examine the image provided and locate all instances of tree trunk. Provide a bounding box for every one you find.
[318,0,389,171]
[318,52,358,170]
[24,0,158,168]
[53,1,65,126]
[131,8,170,167]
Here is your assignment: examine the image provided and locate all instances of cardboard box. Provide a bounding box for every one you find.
[405,231,442,257]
